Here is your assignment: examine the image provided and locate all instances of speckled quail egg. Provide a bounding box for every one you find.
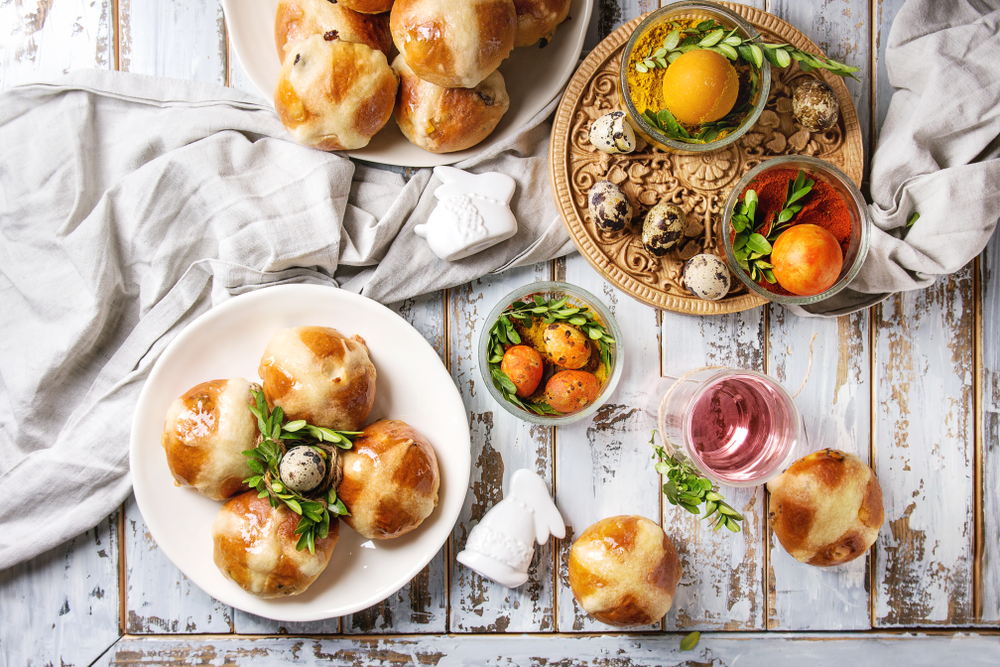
[683,253,731,301]
[792,79,840,132]
[279,446,327,493]
[641,202,685,256]
[588,111,636,155]
[588,181,633,232]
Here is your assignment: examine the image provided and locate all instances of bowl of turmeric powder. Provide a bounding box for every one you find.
[620,1,770,154]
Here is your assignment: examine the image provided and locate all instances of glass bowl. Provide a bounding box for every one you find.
[722,155,871,306]
[619,1,771,154]
[478,281,624,426]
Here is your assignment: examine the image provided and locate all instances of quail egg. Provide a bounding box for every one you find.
[792,79,839,132]
[588,111,636,155]
[588,181,633,232]
[641,202,685,256]
[279,446,327,493]
[683,253,731,301]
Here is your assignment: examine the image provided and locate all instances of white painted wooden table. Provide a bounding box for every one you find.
[2,0,998,665]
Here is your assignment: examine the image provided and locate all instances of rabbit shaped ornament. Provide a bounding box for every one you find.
[457,469,565,588]
[413,166,518,262]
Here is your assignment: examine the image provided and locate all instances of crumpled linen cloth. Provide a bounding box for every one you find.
[794,0,1000,316]
[0,69,573,570]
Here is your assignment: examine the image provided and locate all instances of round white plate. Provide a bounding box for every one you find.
[129,284,471,622]
[220,0,592,167]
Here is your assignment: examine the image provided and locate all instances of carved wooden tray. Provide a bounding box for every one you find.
[549,4,864,314]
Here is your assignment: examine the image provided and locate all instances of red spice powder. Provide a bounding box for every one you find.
[740,168,853,296]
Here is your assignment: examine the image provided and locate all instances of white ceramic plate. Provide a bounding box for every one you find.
[129,284,470,622]
[220,0,592,167]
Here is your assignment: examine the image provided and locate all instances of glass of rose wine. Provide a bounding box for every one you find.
[655,368,803,487]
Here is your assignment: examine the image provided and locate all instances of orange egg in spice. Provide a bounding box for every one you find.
[661,49,740,125]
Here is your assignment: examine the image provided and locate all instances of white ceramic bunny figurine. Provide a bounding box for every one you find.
[456,468,565,588]
[413,166,518,262]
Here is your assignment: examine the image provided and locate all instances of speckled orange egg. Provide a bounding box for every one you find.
[543,323,591,369]
[545,370,600,413]
[661,49,740,125]
[501,345,545,397]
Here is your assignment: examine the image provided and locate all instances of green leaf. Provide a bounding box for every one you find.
[246,458,265,475]
[296,532,310,552]
[285,498,302,515]
[723,34,743,47]
[283,419,307,432]
[681,631,701,652]
[906,211,920,227]
[663,29,681,51]
[656,108,690,138]
[712,43,739,60]
[763,268,777,284]
[746,233,772,255]
[698,28,725,47]
[764,46,792,68]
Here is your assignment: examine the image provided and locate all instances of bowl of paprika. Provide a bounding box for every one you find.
[722,155,870,306]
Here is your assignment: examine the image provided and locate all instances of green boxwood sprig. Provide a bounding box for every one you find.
[242,388,360,553]
[487,294,616,416]
[731,169,814,284]
[634,19,859,80]
[650,431,744,533]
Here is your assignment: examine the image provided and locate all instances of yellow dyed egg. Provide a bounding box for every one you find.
[661,49,740,125]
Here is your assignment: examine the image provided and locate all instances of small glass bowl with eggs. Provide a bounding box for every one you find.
[478,282,624,426]
[618,1,771,154]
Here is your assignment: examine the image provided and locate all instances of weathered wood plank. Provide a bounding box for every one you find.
[660,308,767,630]
[118,0,238,635]
[766,309,872,630]
[554,254,663,632]
[118,0,228,85]
[449,264,556,632]
[763,0,875,631]
[873,269,976,626]
[0,4,119,666]
[344,292,450,634]
[0,0,114,89]
[870,0,975,628]
[100,633,1000,666]
[0,512,120,667]
[769,0,871,161]
[874,0,908,144]
[124,494,233,634]
[981,231,999,623]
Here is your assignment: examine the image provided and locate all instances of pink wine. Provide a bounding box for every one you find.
[686,373,799,484]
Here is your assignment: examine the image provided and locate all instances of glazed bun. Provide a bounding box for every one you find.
[390,0,516,88]
[212,491,339,598]
[512,0,570,47]
[338,419,440,539]
[392,55,510,153]
[274,35,398,151]
[338,0,395,13]
[275,0,391,60]
[767,449,884,567]
[259,325,376,431]
[161,377,259,501]
[569,515,681,627]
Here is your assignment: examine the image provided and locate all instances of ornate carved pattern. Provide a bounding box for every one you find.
[550,4,864,315]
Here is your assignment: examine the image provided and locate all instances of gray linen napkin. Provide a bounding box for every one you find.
[0,69,572,570]
[794,0,1000,316]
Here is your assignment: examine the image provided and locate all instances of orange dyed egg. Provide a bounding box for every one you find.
[661,49,740,125]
